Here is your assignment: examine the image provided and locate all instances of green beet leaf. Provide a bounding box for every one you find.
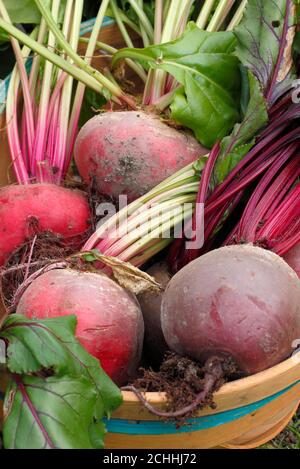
[2,0,41,24]
[0,314,122,449]
[0,315,78,376]
[214,71,268,183]
[2,0,68,25]
[235,0,296,106]
[112,22,242,148]
[3,375,98,449]
[213,0,298,184]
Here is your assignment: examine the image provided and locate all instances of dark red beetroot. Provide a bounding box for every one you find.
[0,184,91,266]
[138,262,170,365]
[162,245,300,376]
[284,243,300,279]
[74,111,206,202]
[16,268,144,385]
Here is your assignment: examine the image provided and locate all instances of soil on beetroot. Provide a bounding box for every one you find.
[126,352,239,423]
[0,232,76,311]
[65,175,117,232]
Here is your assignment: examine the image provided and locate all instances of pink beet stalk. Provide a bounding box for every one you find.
[0,0,130,187]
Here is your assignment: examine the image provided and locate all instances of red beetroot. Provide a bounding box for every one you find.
[284,243,300,279]
[162,245,300,375]
[16,268,144,385]
[74,111,206,202]
[0,184,90,266]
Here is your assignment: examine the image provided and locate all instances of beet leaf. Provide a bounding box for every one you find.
[0,314,122,449]
[3,375,98,449]
[235,0,296,105]
[214,0,297,183]
[215,71,268,182]
[112,22,242,147]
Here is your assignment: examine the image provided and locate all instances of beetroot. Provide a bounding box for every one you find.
[162,245,300,376]
[284,243,300,279]
[138,262,170,364]
[0,184,91,266]
[74,111,206,202]
[16,268,144,385]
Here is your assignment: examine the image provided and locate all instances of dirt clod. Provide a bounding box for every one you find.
[127,352,238,423]
[1,232,75,312]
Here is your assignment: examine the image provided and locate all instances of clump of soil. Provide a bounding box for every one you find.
[65,175,116,232]
[125,352,238,423]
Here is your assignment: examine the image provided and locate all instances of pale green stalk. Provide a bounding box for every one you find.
[85,153,205,260]
[118,206,194,263]
[28,19,47,93]
[58,0,75,68]
[147,0,182,101]
[207,0,236,32]
[33,0,127,99]
[130,239,171,267]
[0,0,35,165]
[0,19,108,94]
[138,0,150,46]
[103,67,119,87]
[145,0,191,104]
[142,0,162,103]
[163,0,171,22]
[154,0,163,44]
[174,0,194,36]
[109,204,194,258]
[5,30,38,184]
[95,179,199,252]
[108,0,146,82]
[66,0,111,170]
[109,7,143,37]
[161,0,182,42]
[34,0,61,181]
[54,0,83,181]
[104,195,196,256]
[126,0,154,41]
[196,0,215,29]
[152,88,176,110]
[227,0,248,30]
[79,37,147,82]
[110,0,135,48]
[84,162,199,250]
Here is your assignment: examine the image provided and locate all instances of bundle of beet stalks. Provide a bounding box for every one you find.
[170,0,300,272]
[170,90,300,271]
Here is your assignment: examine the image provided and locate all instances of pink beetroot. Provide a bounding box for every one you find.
[74,111,206,202]
[16,268,144,385]
[162,245,300,376]
[0,184,91,266]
